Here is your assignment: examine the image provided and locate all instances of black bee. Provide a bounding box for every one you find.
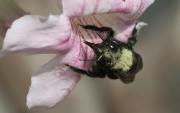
[67,24,143,83]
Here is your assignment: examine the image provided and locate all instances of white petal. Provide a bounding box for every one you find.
[0,14,72,56]
[27,56,81,108]
[62,0,155,18]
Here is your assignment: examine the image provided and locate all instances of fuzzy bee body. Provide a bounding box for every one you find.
[67,24,143,83]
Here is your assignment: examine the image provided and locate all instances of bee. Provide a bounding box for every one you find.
[67,24,143,83]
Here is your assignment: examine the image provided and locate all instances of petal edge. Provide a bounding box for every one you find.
[27,56,81,108]
[1,14,72,56]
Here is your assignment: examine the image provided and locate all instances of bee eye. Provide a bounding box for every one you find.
[109,44,118,51]
[110,45,114,49]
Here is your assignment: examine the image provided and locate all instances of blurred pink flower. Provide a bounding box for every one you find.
[0,0,154,109]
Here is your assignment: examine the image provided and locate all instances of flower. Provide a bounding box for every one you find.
[0,0,154,109]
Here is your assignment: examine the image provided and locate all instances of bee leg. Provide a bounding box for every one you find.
[66,64,105,78]
[78,59,96,61]
[66,64,87,74]
[79,24,114,40]
[84,41,100,54]
[107,74,119,79]
[84,41,97,48]
[128,24,138,46]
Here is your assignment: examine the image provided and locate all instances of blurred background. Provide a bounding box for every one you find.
[0,0,180,113]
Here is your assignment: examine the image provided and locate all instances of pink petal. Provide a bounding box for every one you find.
[27,56,81,108]
[0,15,72,57]
[115,21,136,42]
[93,14,137,42]
[60,32,95,70]
[62,0,154,19]
[72,14,146,42]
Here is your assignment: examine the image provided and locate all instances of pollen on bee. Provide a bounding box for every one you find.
[113,48,133,71]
